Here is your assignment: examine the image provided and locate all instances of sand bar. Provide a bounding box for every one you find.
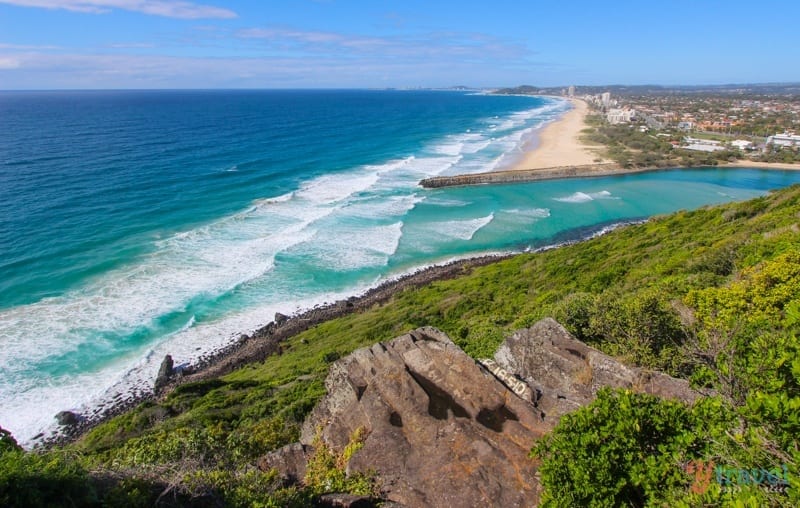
[723,160,800,171]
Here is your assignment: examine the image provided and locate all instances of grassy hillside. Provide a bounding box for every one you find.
[3,184,800,506]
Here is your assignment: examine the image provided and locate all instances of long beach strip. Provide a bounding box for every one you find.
[421,97,800,189]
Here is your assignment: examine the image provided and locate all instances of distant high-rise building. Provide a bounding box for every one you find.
[601,92,611,109]
[568,85,575,97]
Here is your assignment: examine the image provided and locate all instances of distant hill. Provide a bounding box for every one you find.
[495,82,800,97]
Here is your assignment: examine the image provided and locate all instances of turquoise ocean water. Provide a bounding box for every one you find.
[1,90,799,444]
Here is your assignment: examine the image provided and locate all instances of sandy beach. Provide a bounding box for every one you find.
[723,160,800,171]
[512,98,607,171]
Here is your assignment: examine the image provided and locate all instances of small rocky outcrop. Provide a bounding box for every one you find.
[55,410,80,427]
[257,443,311,486]
[494,318,701,421]
[154,354,174,392]
[299,327,547,508]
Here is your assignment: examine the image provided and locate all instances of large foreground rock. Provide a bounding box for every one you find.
[300,327,547,508]
[261,320,702,507]
[494,318,701,421]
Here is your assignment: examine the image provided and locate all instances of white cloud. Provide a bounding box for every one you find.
[236,27,529,62]
[0,42,61,50]
[0,0,236,19]
[0,56,21,69]
[107,42,156,48]
[0,50,543,89]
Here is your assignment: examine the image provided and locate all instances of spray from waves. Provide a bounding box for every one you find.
[553,190,619,203]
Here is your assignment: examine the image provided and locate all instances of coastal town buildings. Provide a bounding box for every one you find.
[767,132,800,148]
[683,137,726,152]
[606,108,636,124]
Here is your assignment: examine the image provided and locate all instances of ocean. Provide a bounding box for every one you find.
[1,89,799,444]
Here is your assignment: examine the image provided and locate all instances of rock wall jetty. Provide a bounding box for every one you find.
[420,163,633,188]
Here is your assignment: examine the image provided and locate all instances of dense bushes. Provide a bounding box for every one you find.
[1,428,98,507]
[532,389,728,507]
[535,251,800,506]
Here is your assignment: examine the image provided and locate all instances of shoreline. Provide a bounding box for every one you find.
[45,253,516,447]
[46,214,649,448]
[510,97,607,171]
[419,92,800,188]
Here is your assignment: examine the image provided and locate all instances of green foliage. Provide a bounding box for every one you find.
[183,467,313,508]
[0,447,97,507]
[532,389,720,507]
[556,288,686,371]
[0,426,21,455]
[685,251,800,403]
[99,477,162,508]
[304,427,377,498]
[536,247,800,507]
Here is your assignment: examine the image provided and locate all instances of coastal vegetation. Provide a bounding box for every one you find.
[582,114,742,169]
[3,184,800,505]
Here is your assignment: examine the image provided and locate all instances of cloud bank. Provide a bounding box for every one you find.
[0,0,236,19]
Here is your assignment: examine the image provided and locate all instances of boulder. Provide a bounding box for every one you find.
[275,312,289,326]
[299,327,547,508]
[494,318,701,421]
[154,354,174,392]
[257,443,312,485]
[317,493,381,508]
[55,410,80,426]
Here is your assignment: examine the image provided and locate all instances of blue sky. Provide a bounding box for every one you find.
[0,0,798,89]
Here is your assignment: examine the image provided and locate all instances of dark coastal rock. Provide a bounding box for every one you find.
[494,318,701,421]
[298,327,547,508]
[154,354,174,392]
[317,493,380,508]
[257,443,312,485]
[274,312,289,326]
[55,410,80,426]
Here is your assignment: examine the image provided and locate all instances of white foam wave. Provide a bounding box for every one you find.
[424,197,472,207]
[343,194,424,220]
[295,171,380,204]
[434,141,465,156]
[253,191,294,206]
[298,221,404,271]
[505,208,551,219]
[435,213,495,241]
[554,190,619,203]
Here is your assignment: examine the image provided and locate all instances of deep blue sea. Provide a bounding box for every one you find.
[2,89,799,444]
